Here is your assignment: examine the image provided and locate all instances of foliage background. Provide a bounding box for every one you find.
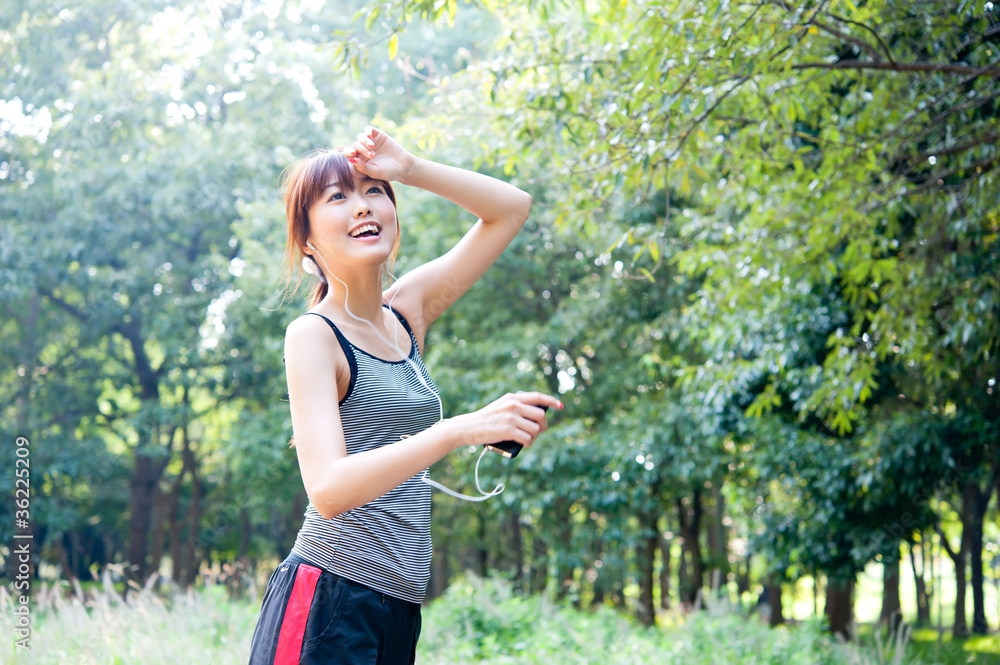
[1,0,998,650]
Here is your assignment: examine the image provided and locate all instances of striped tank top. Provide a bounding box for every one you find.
[290,305,440,603]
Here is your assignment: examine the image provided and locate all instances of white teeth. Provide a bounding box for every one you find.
[350,223,380,238]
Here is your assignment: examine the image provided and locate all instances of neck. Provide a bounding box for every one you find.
[321,269,386,323]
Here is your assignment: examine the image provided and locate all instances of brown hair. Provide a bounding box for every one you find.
[280,149,399,307]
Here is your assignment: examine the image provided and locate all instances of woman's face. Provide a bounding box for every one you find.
[306,165,398,272]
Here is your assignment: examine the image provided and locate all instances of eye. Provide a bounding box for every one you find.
[328,191,345,201]
[367,185,384,195]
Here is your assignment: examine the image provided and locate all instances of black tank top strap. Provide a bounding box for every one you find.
[387,305,419,356]
[302,312,358,405]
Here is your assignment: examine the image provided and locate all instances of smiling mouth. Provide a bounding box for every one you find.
[349,223,381,238]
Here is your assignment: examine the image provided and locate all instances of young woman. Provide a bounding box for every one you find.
[247,126,562,665]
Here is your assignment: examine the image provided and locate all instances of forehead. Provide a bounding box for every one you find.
[323,172,378,190]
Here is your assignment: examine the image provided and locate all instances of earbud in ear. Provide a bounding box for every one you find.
[306,241,317,252]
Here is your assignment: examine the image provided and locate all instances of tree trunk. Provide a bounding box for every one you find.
[123,315,163,587]
[148,470,169,577]
[508,510,524,593]
[970,467,996,634]
[736,554,751,600]
[952,536,968,638]
[102,532,116,574]
[179,457,203,587]
[880,551,902,631]
[938,482,976,638]
[169,414,199,585]
[555,502,574,602]
[288,491,308,554]
[476,514,488,577]
[165,438,188,585]
[813,570,821,618]
[127,449,157,581]
[429,529,450,600]
[996,474,1000,530]
[767,576,784,627]
[530,534,548,595]
[635,508,657,626]
[55,534,77,585]
[824,577,855,638]
[166,472,184,583]
[678,531,688,604]
[969,518,987,634]
[659,527,672,610]
[909,538,931,626]
[706,483,727,596]
[676,489,704,607]
[592,537,606,606]
[238,508,251,559]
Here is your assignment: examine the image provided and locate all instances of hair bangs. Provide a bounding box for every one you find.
[299,150,355,213]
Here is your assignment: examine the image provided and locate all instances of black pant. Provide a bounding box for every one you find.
[248,553,422,665]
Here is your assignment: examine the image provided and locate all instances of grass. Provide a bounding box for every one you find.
[908,628,1000,664]
[0,571,259,665]
[3,571,999,664]
[419,577,1000,665]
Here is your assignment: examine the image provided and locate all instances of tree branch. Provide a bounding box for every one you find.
[934,521,961,563]
[669,75,752,160]
[792,59,1000,78]
[774,0,885,62]
[878,83,1000,169]
[868,156,998,207]
[809,18,884,62]
[952,22,1000,58]
[40,288,90,321]
[911,154,998,188]
[821,10,896,64]
[916,133,1000,161]
[885,132,1000,180]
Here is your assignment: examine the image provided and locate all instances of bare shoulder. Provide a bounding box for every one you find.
[284,314,343,368]
[285,313,329,347]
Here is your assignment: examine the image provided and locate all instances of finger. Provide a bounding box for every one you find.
[348,141,372,161]
[513,402,548,430]
[535,412,548,434]
[511,417,540,446]
[513,391,564,411]
[508,401,544,435]
[525,415,546,446]
[356,132,375,152]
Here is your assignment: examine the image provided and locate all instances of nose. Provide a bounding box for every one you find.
[352,192,372,218]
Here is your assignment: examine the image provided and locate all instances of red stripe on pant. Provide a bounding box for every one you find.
[274,564,322,664]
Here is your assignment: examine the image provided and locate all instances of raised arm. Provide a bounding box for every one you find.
[285,314,558,518]
[344,126,532,337]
